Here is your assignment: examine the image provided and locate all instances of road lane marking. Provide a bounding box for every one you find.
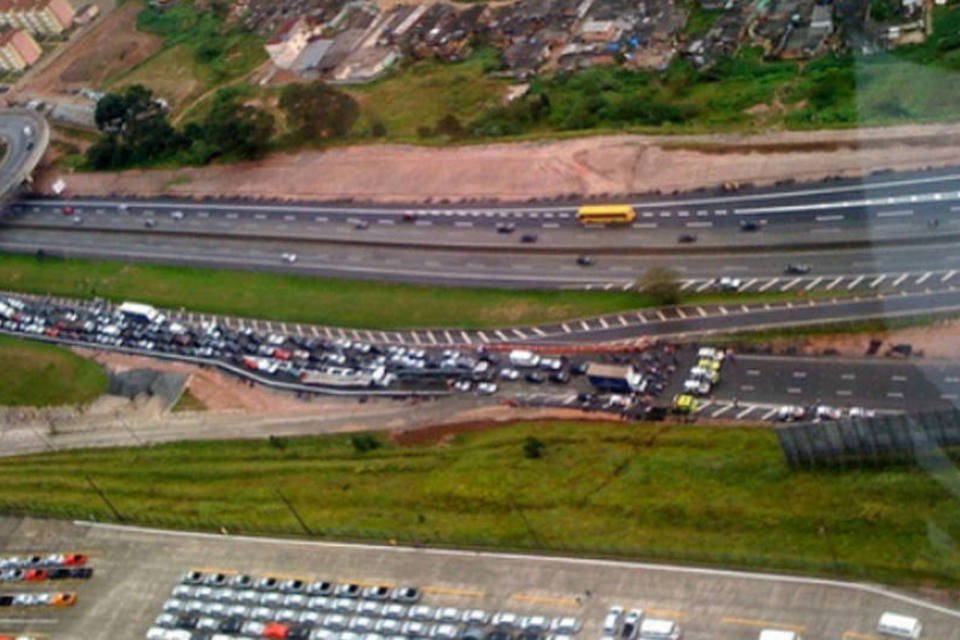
[618,315,628,326]
[645,608,687,620]
[869,275,886,288]
[761,408,778,420]
[695,280,714,292]
[718,306,728,315]
[758,278,779,292]
[735,406,755,419]
[792,371,807,378]
[891,273,909,287]
[815,214,844,221]
[740,385,755,391]
[579,320,590,331]
[876,209,913,218]
[787,387,802,394]
[656,311,666,321]
[780,277,802,291]
[423,586,485,598]
[891,375,907,382]
[696,307,706,317]
[847,275,865,289]
[841,373,856,380]
[887,391,904,398]
[945,376,960,383]
[509,593,579,607]
[942,270,957,283]
[711,405,733,417]
[837,390,852,396]
[675,308,686,319]
[803,277,823,291]
[746,369,760,376]
[740,277,757,291]
[916,272,933,284]
[825,276,844,290]
[721,617,805,633]
[842,631,883,640]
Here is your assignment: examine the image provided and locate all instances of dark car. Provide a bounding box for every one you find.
[144,219,157,228]
[308,580,335,596]
[576,255,594,266]
[61,205,74,216]
[496,222,516,234]
[354,219,369,230]
[520,233,538,243]
[677,232,697,243]
[401,212,417,223]
[0,595,12,607]
[569,362,588,375]
[288,626,311,640]
[740,220,760,232]
[219,618,244,633]
[525,371,545,384]
[784,263,812,275]
[549,371,571,384]
[175,614,200,630]
[280,579,306,594]
[390,586,420,603]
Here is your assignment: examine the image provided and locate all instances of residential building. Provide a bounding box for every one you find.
[0,0,75,36]
[265,16,321,69]
[0,26,40,71]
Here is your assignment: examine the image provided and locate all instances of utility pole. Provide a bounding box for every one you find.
[85,475,124,522]
[276,490,313,536]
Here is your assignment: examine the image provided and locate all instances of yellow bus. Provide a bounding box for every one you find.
[576,204,636,225]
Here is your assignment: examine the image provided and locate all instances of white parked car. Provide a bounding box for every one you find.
[716,276,742,291]
[476,381,498,395]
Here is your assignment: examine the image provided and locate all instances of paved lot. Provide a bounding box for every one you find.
[0,517,957,640]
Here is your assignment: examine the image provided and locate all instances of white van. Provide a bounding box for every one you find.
[759,631,801,640]
[877,612,922,639]
[638,618,681,640]
[508,349,541,368]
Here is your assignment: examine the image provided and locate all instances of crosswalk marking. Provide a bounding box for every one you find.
[761,408,779,420]
[676,308,686,319]
[804,277,823,291]
[735,406,755,419]
[656,310,666,321]
[512,329,527,339]
[495,330,509,340]
[942,270,957,283]
[618,315,628,326]
[847,275,865,289]
[561,323,571,333]
[891,273,908,287]
[825,276,844,290]
[869,274,886,288]
[477,331,491,343]
[740,278,757,291]
[635,313,647,323]
[780,277,802,291]
[579,320,590,331]
[695,280,714,292]
[696,307,706,317]
[711,404,733,417]
[532,327,546,336]
[679,280,696,291]
[915,272,933,285]
[758,278,778,292]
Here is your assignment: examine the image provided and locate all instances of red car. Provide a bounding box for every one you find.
[263,622,289,639]
[23,568,48,581]
[61,205,74,216]
[61,553,87,567]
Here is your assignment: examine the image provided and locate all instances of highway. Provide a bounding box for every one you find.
[3,517,957,640]
[0,110,47,199]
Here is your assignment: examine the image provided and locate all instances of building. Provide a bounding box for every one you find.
[265,16,320,69]
[0,0,75,36]
[0,26,40,71]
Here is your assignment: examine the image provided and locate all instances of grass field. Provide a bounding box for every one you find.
[0,254,852,330]
[0,335,107,407]
[2,421,958,586]
[347,48,509,141]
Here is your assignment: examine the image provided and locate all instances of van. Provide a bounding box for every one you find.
[508,349,541,368]
[759,631,801,640]
[877,612,922,639]
[638,618,681,640]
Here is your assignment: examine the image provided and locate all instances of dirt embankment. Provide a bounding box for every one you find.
[35,122,960,203]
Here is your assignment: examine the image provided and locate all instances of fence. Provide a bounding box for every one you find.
[776,408,960,469]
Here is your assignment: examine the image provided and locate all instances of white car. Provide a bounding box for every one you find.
[409,606,436,621]
[499,368,521,381]
[435,607,461,622]
[281,252,298,263]
[776,405,806,422]
[697,347,725,361]
[716,276,742,291]
[603,606,624,636]
[848,407,876,418]
[492,612,521,629]
[683,378,711,396]
[476,381,498,395]
[550,617,582,634]
[462,609,489,625]
[402,620,430,636]
[171,210,184,220]
[638,618,681,640]
[453,379,472,392]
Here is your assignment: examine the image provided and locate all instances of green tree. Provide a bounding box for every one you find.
[89,84,183,168]
[435,113,465,139]
[638,267,681,306]
[200,90,275,160]
[278,82,359,141]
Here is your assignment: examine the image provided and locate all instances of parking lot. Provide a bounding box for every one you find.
[0,517,957,640]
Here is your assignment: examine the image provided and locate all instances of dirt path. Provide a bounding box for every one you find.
[36,122,960,203]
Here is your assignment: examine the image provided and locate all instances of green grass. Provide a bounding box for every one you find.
[3,421,959,586]
[684,2,722,37]
[171,388,206,412]
[346,47,510,141]
[107,1,266,118]
[707,312,960,345]
[0,254,851,330]
[0,335,107,407]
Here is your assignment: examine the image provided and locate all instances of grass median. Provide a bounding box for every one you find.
[0,335,107,406]
[2,420,958,586]
[1,254,854,330]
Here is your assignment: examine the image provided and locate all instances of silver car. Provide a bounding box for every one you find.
[250,606,275,621]
[409,605,436,621]
[324,613,349,630]
[435,607,461,623]
[349,616,375,632]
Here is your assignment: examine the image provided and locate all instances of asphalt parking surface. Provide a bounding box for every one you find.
[0,517,957,640]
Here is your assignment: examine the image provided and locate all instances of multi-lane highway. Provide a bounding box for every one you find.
[0,110,47,198]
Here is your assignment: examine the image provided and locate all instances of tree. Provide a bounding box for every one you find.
[198,89,275,160]
[370,120,387,138]
[523,436,545,459]
[89,84,183,168]
[278,82,359,141]
[638,266,681,306]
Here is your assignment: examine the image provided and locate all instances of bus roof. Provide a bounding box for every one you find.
[577,205,634,214]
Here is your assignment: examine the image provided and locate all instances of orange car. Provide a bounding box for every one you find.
[49,592,77,608]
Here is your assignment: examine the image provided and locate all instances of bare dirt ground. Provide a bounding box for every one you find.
[745,317,960,359]
[36,122,960,202]
[8,1,161,104]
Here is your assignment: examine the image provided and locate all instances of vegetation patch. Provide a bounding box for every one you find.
[0,335,107,407]
[1,421,957,586]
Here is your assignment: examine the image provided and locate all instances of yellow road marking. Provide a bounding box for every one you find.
[342,579,395,588]
[843,631,883,640]
[721,617,806,633]
[422,586,485,598]
[509,593,580,607]
[646,608,688,620]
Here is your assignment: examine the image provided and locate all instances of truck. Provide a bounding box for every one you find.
[508,349,541,368]
[300,367,385,388]
[585,363,644,393]
[118,301,162,324]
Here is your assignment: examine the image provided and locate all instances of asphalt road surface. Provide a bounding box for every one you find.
[0,110,47,199]
[1,517,957,640]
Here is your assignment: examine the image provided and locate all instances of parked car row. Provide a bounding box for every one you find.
[0,592,76,608]
[155,573,580,640]
[601,606,680,640]
[0,566,92,582]
[0,553,87,569]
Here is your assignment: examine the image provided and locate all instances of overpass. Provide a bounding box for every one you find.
[0,109,48,199]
